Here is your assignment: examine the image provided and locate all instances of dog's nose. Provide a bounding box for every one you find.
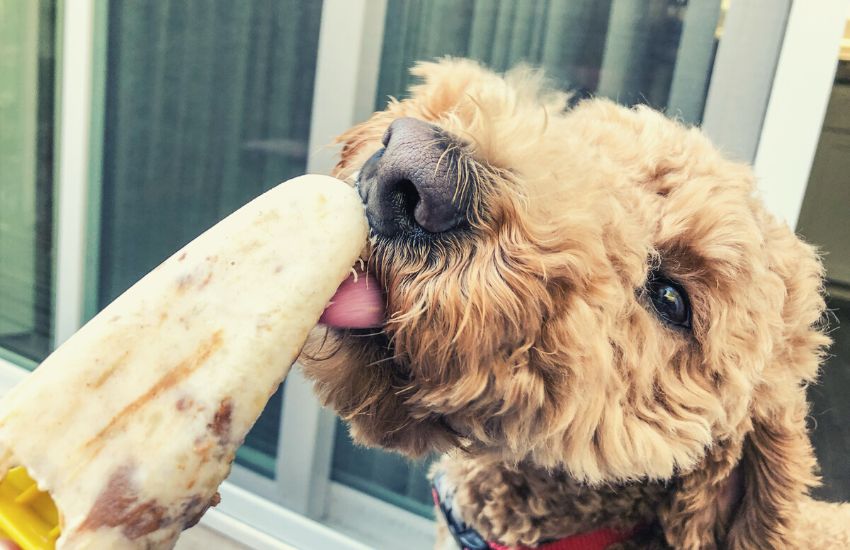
[358,117,468,236]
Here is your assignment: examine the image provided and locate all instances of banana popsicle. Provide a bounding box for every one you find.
[0,175,367,549]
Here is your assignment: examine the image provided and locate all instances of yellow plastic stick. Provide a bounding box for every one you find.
[0,467,59,550]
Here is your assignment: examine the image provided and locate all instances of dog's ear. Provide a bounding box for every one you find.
[660,214,829,550]
[661,398,818,549]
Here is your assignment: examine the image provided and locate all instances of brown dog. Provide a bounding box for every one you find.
[303,58,850,549]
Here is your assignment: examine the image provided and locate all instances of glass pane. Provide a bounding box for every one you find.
[97,0,324,477]
[0,0,56,363]
[797,18,850,503]
[376,0,726,123]
[332,419,435,518]
[333,0,727,518]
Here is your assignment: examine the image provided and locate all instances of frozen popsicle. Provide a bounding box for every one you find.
[0,175,367,549]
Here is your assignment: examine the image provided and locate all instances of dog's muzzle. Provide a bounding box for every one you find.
[357,117,470,236]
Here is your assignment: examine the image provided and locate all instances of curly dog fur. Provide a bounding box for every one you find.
[303,58,850,549]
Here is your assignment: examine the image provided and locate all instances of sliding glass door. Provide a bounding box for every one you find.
[1,1,843,548]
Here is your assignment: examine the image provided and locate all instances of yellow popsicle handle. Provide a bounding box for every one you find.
[0,467,59,550]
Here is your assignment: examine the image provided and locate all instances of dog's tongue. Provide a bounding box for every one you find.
[319,269,385,329]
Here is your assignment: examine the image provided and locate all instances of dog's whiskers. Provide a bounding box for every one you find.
[366,355,400,368]
[349,330,388,338]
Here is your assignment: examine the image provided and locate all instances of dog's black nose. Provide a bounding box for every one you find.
[358,117,468,236]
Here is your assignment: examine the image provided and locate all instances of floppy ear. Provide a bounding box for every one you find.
[660,215,829,550]
[661,398,819,549]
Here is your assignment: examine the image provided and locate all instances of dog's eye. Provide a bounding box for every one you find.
[647,275,691,329]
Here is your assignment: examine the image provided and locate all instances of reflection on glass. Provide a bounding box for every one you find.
[97,1,324,477]
[0,0,56,363]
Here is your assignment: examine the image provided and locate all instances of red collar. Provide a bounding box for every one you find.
[486,526,637,550]
[432,472,640,550]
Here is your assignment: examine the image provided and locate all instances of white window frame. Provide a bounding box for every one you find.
[752,0,848,228]
[0,0,846,548]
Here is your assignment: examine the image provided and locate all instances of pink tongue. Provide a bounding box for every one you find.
[319,270,385,329]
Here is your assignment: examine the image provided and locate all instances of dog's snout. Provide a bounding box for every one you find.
[358,117,469,236]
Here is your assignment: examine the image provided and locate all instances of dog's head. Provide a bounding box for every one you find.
[303,58,829,547]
